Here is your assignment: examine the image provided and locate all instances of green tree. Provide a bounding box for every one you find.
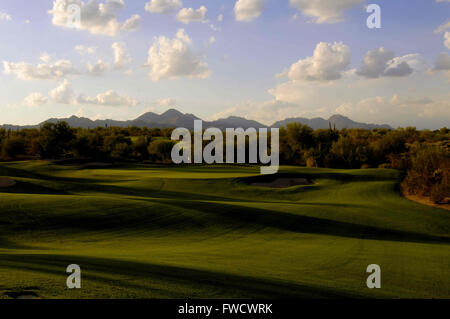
[1,136,26,160]
[38,122,76,159]
[148,139,175,163]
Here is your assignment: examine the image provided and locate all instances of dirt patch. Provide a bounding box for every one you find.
[403,193,450,211]
[0,177,16,188]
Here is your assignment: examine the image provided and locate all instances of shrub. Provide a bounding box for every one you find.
[402,144,450,203]
[148,139,176,163]
[38,122,76,159]
[132,137,149,160]
[1,136,26,160]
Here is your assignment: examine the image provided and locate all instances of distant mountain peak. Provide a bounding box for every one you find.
[327,114,391,130]
[329,114,350,120]
[162,108,183,116]
[226,116,248,120]
[272,114,392,130]
[1,109,393,131]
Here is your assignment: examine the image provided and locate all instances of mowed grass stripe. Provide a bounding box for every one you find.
[0,161,448,298]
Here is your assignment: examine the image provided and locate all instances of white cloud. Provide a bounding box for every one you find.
[434,21,450,48]
[112,42,131,69]
[357,48,394,78]
[145,0,182,14]
[24,93,48,107]
[176,6,207,24]
[121,14,141,31]
[266,44,448,129]
[357,48,414,78]
[335,94,450,128]
[3,59,77,80]
[289,0,363,24]
[78,90,138,106]
[267,65,450,129]
[50,79,76,104]
[145,29,210,81]
[434,20,450,33]
[206,36,216,46]
[156,98,177,107]
[175,28,191,44]
[268,81,319,105]
[388,54,426,72]
[40,52,53,63]
[49,0,141,36]
[234,0,265,22]
[210,100,303,125]
[75,45,97,55]
[87,59,109,76]
[48,79,138,107]
[384,61,414,77]
[432,52,450,71]
[0,10,12,21]
[445,32,450,49]
[283,42,351,82]
[210,23,220,31]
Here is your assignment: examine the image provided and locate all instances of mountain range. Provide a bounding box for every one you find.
[1,109,392,131]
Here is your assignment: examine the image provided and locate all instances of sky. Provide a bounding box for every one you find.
[0,0,449,129]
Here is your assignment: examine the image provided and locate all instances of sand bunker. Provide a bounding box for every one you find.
[0,177,16,188]
[251,177,313,188]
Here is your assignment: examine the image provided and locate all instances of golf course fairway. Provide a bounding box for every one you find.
[0,161,449,299]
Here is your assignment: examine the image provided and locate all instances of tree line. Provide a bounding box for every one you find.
[0,122,448,204]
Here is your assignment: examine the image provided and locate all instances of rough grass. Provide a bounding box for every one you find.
[0,161,448,299]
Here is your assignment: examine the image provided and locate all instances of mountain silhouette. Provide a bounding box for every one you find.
[272,114,392,130]
[1,109,392,130]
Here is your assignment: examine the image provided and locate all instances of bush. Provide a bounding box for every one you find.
[38,122,76,159]
[1,136,26,160]
[148,139,176,163]
[327,136,372,169]
[402,144,450,203]
[132,137,149,160]
[430,181,449,204]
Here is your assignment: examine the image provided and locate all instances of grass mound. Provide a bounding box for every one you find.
[0,162,448,299]
[242,174,313,188]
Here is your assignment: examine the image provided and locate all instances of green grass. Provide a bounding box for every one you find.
[0,161,449,299]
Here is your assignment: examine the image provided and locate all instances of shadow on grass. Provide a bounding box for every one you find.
[2,193,448,245]
[146,199,450,245]
[0,180,69,195]
[1,163,447,245]
[0,253,361,299]
[0,164,103,186]
[0,237,44,250]
[1,162,250,201]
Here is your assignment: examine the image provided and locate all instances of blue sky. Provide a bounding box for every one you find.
[0,0,449,128]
